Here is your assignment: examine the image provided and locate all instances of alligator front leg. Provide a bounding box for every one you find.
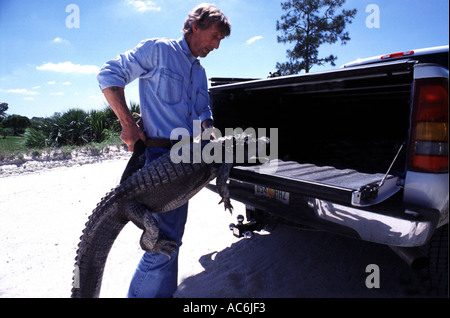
[216,163,234,213]
[123,201,177,258]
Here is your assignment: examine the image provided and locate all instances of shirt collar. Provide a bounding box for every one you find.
[178,37,198,64]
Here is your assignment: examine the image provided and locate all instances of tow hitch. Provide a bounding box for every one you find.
[229,207,279,239]
[229,215,263,239]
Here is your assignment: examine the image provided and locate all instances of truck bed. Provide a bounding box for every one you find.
[210,59,416,176]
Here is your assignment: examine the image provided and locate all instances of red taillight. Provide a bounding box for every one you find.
[409,78,449,173]
[381,50,414,60]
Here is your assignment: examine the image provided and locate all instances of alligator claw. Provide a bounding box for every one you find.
[124,201,178,257]
[151,235,178,260]
[219,198,234,214]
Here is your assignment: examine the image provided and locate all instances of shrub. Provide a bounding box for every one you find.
[25,128,47,148]
[24,103,138,149]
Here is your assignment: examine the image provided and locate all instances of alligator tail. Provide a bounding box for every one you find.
[71,185,130,298]
[71,141,146,298]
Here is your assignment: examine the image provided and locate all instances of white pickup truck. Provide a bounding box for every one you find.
[208,45,448,295]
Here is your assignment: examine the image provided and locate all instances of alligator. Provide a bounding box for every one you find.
[71,135,262,298]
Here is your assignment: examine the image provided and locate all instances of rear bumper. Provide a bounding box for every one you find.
[215,179,441,247]
[309,198,438,247]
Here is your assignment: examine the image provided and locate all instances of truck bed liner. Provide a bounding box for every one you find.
[231,160,402,207]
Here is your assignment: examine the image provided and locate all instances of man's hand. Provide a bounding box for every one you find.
[201,119,216,140]
[102,86,146,152]
[120,122,147,152]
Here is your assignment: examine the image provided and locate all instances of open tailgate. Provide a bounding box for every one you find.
[230,160,402,207]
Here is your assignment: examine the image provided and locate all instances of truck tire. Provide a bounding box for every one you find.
[422,225,449,297]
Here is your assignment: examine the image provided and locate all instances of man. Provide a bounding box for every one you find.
[97,3,231,298]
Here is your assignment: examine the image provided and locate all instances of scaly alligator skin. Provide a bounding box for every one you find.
[71,138,243,298]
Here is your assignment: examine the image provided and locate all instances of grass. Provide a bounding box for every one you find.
[0,135,28,160]
[0,133,124,162]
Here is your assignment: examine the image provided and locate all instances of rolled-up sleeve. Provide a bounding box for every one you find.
[97,40,156,91]
[199,109,213,123]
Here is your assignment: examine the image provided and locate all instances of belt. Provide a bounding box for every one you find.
[145,138,173,149]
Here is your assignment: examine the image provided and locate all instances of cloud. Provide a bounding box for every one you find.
[246,36,263,45]
[47,81,56,85]
[36,62,100,75]
[24,97,35,101]
[128,0,161,12]
[53,37,70,45]
[0,88,38,95]
[62,81,71,86]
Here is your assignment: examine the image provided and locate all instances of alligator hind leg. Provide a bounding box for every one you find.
[123,201,177,259]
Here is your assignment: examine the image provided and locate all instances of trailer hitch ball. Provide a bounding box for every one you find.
[229,214,260,239]
[229,214,244,231]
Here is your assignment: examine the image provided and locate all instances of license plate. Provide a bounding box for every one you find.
[254,185,289,205]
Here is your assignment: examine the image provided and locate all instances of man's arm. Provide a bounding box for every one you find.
[102,86,146,152]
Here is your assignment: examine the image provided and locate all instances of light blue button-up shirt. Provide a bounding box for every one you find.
[97,37,213,139]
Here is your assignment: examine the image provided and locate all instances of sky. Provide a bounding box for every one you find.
[0,0,448,119]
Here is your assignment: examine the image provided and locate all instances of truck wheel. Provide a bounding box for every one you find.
[422,225,449,297]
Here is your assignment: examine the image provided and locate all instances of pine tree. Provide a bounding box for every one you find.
[276,0,357,74]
